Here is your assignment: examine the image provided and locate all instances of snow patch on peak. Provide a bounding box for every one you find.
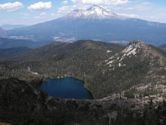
[67,5,118,19]
[87,5,115,16]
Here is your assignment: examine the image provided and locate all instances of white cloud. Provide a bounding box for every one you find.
[62,0,69,5]
[57,5,73,14]
[51,5,72,18]
[28,1,52,10]
[71,0,128,5]
[39,12,47,16]
[0,1,23,11]
[55,4,85,16]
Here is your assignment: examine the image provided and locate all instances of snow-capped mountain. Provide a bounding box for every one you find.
[67,5,118,19]
[8,5,166,45]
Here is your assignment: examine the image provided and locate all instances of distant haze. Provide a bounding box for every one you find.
[7,5,166,45]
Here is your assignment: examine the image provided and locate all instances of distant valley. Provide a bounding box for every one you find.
[1,24,27,30]
[160,44,166,51]
[0,38,43,49]
[0,27,7,38]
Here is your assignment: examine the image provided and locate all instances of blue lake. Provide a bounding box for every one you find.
[40,77,93,99]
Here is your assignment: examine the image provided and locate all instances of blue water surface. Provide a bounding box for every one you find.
[40,77,93,99]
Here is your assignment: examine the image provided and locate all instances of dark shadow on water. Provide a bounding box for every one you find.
[40,77,94,99]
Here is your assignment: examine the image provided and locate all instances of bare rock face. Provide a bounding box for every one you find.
[129,41,166,65]
[106,41,166,68]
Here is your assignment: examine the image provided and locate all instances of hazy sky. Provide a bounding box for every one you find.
[0,0,166,25]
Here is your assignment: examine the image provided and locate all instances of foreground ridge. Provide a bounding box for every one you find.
[0,78,166,125]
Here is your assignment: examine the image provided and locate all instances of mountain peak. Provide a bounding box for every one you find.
[122,41,154,57]
[67,5,118,19]
[123,41,166,66]
[128,41,147,49]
